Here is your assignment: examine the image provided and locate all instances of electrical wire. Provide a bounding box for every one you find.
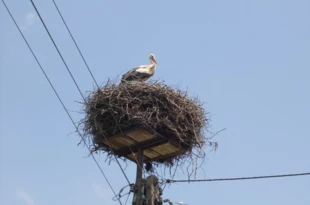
[52,0,170,180]
[1,1,122,205]
[50,0,147,181]
[29,0,131,185]
[113,184,134,201]
[51,0,100,89]
[29,0,84,98]
[124,192,131,205]
[165,172,310,183]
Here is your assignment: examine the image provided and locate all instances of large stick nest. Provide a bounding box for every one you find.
[80,80,214,169]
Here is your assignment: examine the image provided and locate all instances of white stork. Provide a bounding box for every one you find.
[120,54,157,84]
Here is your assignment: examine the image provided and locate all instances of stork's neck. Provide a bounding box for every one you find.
[149,60,156,72]
[150,59,157,65]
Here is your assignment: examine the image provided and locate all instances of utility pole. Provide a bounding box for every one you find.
[132,150,163,205]
[146,175,162,205]
[132,149,145,205]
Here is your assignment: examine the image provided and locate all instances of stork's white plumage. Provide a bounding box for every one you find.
[120,54,157,84]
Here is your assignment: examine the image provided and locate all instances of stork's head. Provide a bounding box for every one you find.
[149,54,157,64]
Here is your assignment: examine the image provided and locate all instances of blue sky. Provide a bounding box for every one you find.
[1,0,309,205]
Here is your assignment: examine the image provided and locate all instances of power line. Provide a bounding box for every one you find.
[52,0,152,181]
[29,0,132,185]
[124,193,131,205]
[51,0,100,89]
[51,0,146,183]
[1,1,122,205]
[29,0,84,98]
[165,172,310,183]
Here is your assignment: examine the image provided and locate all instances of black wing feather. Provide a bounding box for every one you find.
[121,68,151,82]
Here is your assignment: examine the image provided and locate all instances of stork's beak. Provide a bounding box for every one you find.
[153,58,157,64]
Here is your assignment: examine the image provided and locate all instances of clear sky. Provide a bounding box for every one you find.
[1,0,309,205]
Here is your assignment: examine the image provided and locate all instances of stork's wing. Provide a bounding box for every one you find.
[121,67,139,81]
[122,70,150,82]
[121,66,152,82]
